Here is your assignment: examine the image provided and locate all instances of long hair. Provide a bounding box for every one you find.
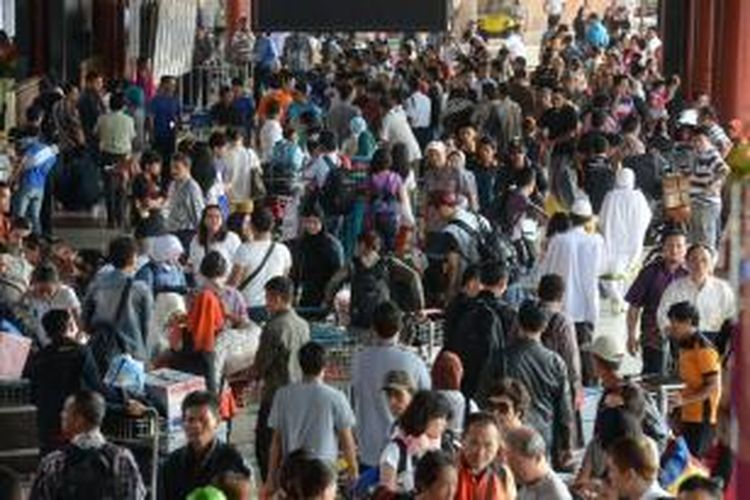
[197,205,228,247]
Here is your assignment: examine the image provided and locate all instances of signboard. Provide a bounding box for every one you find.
[253,0,449,32]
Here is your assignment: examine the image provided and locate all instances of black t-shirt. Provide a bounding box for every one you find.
[539,105,578,141]
[583,156,615,214]
[159,440,251,500]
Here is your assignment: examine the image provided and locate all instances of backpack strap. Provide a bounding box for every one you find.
[393,437,409,475]
[111,278,133,353]
[239,242,277,291]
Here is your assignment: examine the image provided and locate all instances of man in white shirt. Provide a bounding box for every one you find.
[656,243,736,346]
[303,130,340,191]
[259,101,283,163]
[380,89,422,166]
[225,128,262,202]
[403,77,432,151]
[539,197,604,387]
[228,207,292,323]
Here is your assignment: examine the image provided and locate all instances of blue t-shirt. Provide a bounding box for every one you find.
[20,140,58,190]
[232,96,255,127]
[149,94,181,138]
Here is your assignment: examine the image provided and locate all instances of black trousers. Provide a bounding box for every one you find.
[575,321,596,387]
[255,398,273,482]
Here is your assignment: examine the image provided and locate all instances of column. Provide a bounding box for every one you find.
[714,0,750,123]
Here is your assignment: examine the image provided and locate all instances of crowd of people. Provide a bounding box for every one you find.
[0,2,742,499]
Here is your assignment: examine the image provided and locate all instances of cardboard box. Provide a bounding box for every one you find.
[145,369,205,431]
[0,332,31,379]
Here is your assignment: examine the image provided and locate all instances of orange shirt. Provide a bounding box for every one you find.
[455,461,511,500]
[186,288,225,352]
[678,334,721,424]
[257,89,294,122]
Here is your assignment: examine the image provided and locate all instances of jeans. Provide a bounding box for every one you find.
[681,422,715,458]
[13,186,44,234]
[690,201,722,250]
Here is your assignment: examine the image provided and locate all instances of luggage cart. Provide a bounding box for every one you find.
[325,344,358,401]
[637,375,686,418]
[402,310,445,365]
[101,408,161,498]
[0,379,38,487]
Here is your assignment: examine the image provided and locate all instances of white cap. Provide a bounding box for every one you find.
[583,335,624,364]
[571,197,593,218]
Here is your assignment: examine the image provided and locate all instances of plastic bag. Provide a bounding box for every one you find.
[104,354,146,396]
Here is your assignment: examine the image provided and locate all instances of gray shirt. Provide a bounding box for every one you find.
[268,380,355,464]
[351,342,431,466]
[83,269,153,361]
[165,177,205,232]
[518,471,572,500]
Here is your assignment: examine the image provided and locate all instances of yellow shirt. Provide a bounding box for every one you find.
[678,334,721,424]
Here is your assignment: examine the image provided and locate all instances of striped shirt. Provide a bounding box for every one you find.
[706,123,732,154]
[689,146,729,204]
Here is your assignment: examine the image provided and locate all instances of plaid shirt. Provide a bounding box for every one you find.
[30,430,146,500]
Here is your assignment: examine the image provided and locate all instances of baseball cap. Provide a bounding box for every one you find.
[583,335,624,365]
[570,197,593,218]
[382,370,416,394]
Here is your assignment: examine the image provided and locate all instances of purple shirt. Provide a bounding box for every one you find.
[625,260,689,349]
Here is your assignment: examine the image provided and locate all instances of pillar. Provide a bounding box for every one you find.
[713,0,750,123]
[690,0,715,100]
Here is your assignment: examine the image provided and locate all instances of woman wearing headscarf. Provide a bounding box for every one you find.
[343,115,377,161]
[431,351,478,433]
[599,167,652,310]
[134,233,187,297]
[422,141,472,232]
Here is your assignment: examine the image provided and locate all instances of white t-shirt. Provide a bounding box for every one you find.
[260,119,283,163]
[404,91,432,129]
[188,231,242,273]
[380,439,415,493]
[25,284,81,346]
[232,240,292,307]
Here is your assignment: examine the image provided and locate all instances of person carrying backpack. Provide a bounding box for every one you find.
[424,191,518,307]
[367,147,410,252]
[29,390,146,500]
[445,262,517,399]
[377,391,453,495]
[325,231,424,332]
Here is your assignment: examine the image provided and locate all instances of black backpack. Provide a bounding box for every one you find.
[349,259,390,329]
[448,298,507,399]
[320,158,356,216]
[59,444,118,500]
[447,217,521,282]
[53,151,103,211]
